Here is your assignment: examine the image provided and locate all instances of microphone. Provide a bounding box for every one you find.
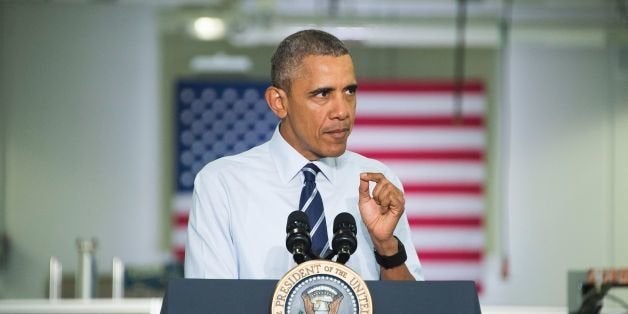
[285,210,312,264]
[331,212,357,264]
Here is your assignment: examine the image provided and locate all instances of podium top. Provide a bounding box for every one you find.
[161,278,480,314]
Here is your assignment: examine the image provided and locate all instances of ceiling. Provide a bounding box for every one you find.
[9,0,626,48]
[12,0,623,23]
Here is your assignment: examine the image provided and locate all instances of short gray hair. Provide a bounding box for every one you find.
[271,29,350,92]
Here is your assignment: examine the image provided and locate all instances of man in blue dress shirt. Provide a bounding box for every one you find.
[185,29,422,281]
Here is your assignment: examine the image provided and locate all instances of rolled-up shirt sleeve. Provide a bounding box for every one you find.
[184,168,238,279]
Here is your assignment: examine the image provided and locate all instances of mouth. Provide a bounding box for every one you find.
[323,127,350,140]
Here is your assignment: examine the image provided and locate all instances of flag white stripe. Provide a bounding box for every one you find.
[173,228,187,247]
[421,262,484,281]
[412,229,484,250]
[172,193,193,213]
[406,207,483,217]
[349,127,485,150]
[405,195,484,215]
[358,94,485,115]
[386,161,485,183]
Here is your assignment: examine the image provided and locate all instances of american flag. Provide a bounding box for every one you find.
[172,80,485,290]
[349,81,485,291]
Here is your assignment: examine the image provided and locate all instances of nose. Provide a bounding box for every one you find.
[330,95,352,120]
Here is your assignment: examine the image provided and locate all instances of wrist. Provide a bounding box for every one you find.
[373,237,399,256]
[374,236,408,269]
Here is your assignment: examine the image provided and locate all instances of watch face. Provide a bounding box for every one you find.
[271,260,373,314]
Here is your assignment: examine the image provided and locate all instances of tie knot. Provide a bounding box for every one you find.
[302,163,320,183]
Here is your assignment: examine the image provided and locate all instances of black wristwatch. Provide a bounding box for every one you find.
[374,236,407,269]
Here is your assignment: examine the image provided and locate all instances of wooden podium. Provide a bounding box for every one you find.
[161,278,481,313]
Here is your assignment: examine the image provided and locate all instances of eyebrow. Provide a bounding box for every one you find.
[308,87,334,96]
[308,84,358,96]
[346,84,358,92]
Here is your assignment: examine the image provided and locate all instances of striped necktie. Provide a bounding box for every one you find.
[299,163,329,258]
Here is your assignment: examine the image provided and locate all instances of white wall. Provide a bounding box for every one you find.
[0,1,7,267]
[482,32,628,305]
[0,3,165,297]
[610,39,628,266]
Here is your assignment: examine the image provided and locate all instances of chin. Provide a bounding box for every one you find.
[324,146,347,158]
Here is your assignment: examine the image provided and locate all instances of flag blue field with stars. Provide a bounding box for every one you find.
[174,80,278,192]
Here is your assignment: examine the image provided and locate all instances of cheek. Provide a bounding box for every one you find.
[295,112,318,140]
[295,105,329,140]
[303,109,324,133]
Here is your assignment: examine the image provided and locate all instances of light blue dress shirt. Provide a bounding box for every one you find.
[185,126,423,280]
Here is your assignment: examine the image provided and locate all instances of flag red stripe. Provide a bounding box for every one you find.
[174,212,189,227]
[476,282,483,294]
[174,246,185,262]
[418,250,483,262]
[355,116,484,127]
[359,81,485,93]
[408,216,483,228]
[404,183,483,194]
[355,149,484,161]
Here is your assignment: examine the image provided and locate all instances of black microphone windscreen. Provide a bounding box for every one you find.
[333,212,356,233]
[286,210,310,233]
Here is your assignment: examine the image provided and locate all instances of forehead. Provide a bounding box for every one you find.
[293,54,355,85]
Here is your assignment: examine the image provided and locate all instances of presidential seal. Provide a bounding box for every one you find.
[271,260,373,314]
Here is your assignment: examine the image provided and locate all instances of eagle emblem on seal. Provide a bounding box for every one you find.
[299,284,344,314]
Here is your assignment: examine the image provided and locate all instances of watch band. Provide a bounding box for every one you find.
[374,236,407,269]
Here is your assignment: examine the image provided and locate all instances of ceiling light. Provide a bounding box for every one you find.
[192,17,225,41]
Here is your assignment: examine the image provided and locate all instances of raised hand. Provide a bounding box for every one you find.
[357,172,405,254]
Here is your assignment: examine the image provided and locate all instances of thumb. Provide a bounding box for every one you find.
[358,173,371,203]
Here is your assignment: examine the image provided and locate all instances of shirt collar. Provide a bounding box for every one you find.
[269,124,338,184]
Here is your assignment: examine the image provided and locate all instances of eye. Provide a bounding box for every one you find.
[316,90,330,97]
[310,88,333,98]
[345,85,357,96]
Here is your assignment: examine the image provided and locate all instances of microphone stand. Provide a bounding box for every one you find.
[322,250,337,261]
[335,247,351,265]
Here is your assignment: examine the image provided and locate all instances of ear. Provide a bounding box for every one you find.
[265,86,288,119]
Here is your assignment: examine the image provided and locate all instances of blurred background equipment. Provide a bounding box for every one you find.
[568,268,628,314]
[48,257,62,300]
[45,240,182,299]
[75,238,98,299]
[111,257,124,299]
